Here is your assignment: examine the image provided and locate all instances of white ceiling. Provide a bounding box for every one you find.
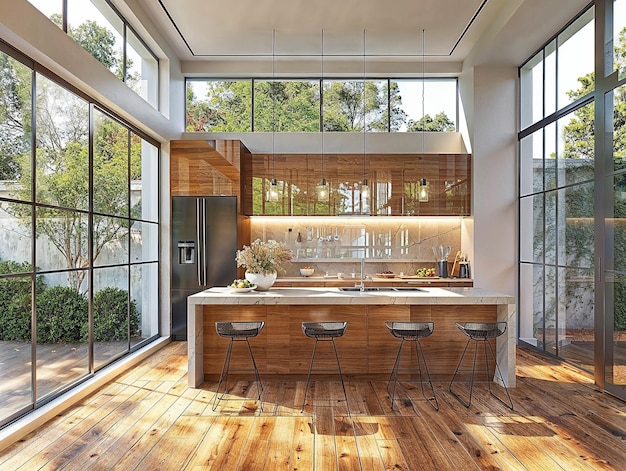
[135,0,590,68]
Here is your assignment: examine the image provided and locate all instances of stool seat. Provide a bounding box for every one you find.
[216,321,264,338]
[385,320,438,411]
[301,321,349,413]
[455,322,505,339]
[385,321,433,339]
[302,321,347,338]
[212,321,264,411]
[448,320,513,410]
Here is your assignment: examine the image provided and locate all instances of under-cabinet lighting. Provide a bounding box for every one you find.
[250,215,465,223]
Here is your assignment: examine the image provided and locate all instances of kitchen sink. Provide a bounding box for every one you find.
[339,287,424,292]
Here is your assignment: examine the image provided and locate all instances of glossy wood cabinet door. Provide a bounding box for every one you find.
[241,153,471,216]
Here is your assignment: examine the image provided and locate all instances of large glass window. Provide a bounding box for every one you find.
[520,51,545,130]
[67,0,124,78]
[28,0,159,109]
[366,80,389,132]
[0,43,160,427]
[323,80,365,131]
[185,78,457,133]
[520,9,594,129]
[186,80,252,132]
[605,83,626,388]
[614,0,626,80]
[519,5,595,372]
[557,9,595,109]
[390,79,457,132]
[126,28,159,106]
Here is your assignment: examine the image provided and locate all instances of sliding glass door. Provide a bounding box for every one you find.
[519,0,626,401]
[603,83,626,394]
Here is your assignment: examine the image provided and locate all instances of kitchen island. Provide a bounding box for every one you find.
[187,287,516,388]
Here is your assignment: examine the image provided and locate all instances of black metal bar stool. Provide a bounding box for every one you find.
[385,321,438,411]
[448,321,513,410]
[212,321,264,411]
[300,321,349,413]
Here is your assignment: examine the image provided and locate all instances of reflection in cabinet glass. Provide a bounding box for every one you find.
[241,153,471,216]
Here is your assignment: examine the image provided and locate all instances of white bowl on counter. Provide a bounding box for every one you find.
[300,268,315,277]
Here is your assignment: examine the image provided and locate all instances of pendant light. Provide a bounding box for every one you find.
[418,28,429,203]
[316,29,329,202]
[267,29,279,202]
[360,29,370,206]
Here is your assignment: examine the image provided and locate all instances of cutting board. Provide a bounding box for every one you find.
[397,275,441,279]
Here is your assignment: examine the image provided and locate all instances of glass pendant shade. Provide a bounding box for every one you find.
[268,178,279,202]
[316,178,329,202]
[418,178,429,202]
[361,178,370,200]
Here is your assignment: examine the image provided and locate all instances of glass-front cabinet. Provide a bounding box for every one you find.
[241,153,471,216]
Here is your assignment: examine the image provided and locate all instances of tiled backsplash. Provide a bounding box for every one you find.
[250,218,462,278]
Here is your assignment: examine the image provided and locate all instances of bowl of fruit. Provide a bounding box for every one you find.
[376,270,396,278]
[228,279,257,292]
[300,267,315,277]
[416,267,438,278]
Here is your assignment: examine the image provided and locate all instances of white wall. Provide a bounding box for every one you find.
[185,131,467,154]
[460,65,518,296]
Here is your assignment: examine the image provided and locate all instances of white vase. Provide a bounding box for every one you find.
[245,271,277,291]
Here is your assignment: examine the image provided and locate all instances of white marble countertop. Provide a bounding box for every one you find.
[188,286,514,306]
[187,286,517,388]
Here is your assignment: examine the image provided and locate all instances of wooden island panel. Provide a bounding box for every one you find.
[287,305,369,375]
[411,304,498,381]
[200,303,497,381]
[367,305,411,374]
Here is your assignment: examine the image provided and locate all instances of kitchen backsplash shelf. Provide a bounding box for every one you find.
[293,258,427,263]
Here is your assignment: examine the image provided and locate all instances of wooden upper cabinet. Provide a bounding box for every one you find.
[241,153,471,216]
[170,139,252,255]
[170,139,249,198]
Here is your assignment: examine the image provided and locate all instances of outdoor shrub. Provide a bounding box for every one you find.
[0,260,45,341]
[615,282,626,331]
[87,287,140,342]
[36,286,88,343]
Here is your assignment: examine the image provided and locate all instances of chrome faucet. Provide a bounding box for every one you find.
[359,257,366,291]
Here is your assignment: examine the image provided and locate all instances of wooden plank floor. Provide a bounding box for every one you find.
[1,342,626,470]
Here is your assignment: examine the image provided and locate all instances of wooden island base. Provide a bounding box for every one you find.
[188,287,516,387]
[202,304,497,382]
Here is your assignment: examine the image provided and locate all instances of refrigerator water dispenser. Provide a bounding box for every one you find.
[178,241,195,264]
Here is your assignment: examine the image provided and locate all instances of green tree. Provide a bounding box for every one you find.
[561,74,595,163]
[186,85,225,132]
[323,81,365,131]
[561,27,626,162]
[70,20,118,71]
[3,16,142,290]
[8,74,133,291]
[51,13,134,84]
[0,52,31,180]
[188,81,252,132]
[407,112,455,132]
[369,81,406,132]
[254,80,319,132]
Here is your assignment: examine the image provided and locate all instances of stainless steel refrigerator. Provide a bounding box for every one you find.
[171,196,238,340]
